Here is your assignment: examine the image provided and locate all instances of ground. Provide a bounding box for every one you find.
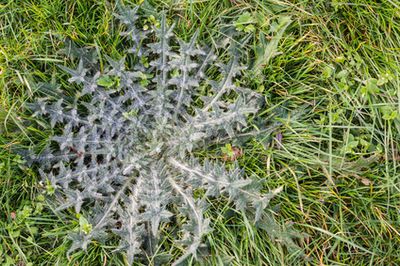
[1,0,400,265]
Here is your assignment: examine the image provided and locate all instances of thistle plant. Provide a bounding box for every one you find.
[28,5,282,265]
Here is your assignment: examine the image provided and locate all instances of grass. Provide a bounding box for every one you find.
[1,0,400,265]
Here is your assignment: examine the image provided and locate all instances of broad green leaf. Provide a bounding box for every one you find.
[96,75,115,88]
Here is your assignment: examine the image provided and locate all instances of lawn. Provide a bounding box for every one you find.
[1,0,400,265]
